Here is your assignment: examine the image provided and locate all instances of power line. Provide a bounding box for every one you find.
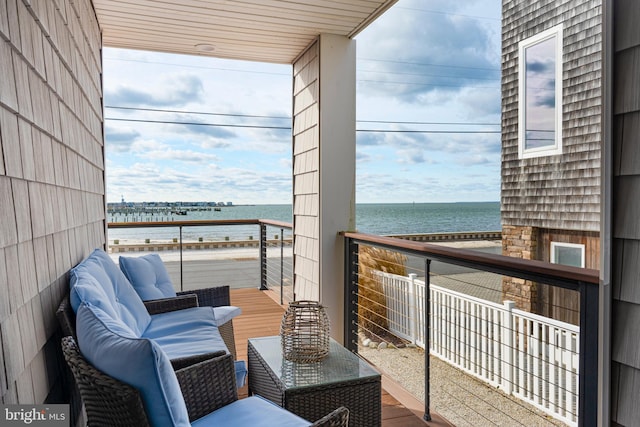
[105,117,501,134]
[360,119,499,126]
[359,68,501,82]
[104,55,500,76]
[105,105,290,120]
[105,117,290,130]
[358,79,498,90]
[358,129,500,134]
[105,106,500,127]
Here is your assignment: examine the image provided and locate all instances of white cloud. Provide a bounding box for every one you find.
[103,0,501,204]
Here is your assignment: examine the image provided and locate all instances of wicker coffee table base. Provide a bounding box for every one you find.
[248,341,381,427]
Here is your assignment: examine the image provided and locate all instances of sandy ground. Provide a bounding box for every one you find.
[359,343,568,427]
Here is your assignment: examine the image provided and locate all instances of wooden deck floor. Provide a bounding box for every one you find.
[230,288,436,427]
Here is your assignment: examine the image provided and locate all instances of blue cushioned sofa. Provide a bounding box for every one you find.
[61,249,246,385]
[118,253,242,359]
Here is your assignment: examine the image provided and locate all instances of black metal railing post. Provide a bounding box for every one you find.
[344,237,359,353]
[424,258,432,422]
[259,222,268,290]
[578,281,599,426]
[279,227,284,305]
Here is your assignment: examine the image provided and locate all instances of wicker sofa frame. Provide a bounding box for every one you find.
[61,336,349,426]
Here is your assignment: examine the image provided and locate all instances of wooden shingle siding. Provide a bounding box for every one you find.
[0,0,104,409]
[292,40,320,301]
[611,0,640,425]
[501,0,602,232]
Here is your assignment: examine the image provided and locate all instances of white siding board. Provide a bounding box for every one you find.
[11,179,31,243]
[0,107,23,179]
[29,352,48,403]
[11,53,33,122]
[17,120,34,181]
[0,177,17,247]
[0,247,9,323]
[1,292,24,378]
[16,301,36,364]
[0,0,9,39]
[32,236,50,292]
[5,0,20,49]
[0,40,18,111]
[30,296,46,352]
[14,363,33,403]
[17,241,37,302]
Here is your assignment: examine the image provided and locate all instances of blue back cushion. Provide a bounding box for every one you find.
[120,254,177,300]
[76,303,190,427]
[70,249,151,336]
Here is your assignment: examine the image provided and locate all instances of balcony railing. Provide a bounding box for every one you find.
[107,220,599,426]
[342,231,599,427]
[108,219,293,302]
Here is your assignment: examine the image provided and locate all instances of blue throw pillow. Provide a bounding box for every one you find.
[120,254,177,300]
[76,303,190,427]
[70,249,151,337]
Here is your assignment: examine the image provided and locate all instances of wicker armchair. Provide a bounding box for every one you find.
[61,336,349,427]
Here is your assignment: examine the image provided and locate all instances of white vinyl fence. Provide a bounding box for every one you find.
[375,271,579,426]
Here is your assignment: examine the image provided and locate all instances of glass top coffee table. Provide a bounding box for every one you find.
[248,336,381,427]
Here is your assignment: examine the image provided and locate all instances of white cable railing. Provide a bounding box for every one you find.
[376,270,579,426]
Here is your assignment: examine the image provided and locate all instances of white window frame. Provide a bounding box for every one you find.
[550,241,585,268]
[518,25,563,159]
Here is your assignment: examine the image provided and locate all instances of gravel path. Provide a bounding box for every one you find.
[359,344,568,427]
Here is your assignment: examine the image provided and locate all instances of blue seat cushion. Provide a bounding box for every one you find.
[144,307,229,360]
[119,254,177,300]
[70,249,151,336]
[191,396,310,427]
[76,303,190,427]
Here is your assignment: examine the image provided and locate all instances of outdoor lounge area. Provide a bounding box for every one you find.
[2,0,640,426]
[55,248,430,426]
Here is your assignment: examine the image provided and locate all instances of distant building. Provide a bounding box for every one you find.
[501,0,602,324]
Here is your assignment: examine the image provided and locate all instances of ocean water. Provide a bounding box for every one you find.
[107,202,501,242]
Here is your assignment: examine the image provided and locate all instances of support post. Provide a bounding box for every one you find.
[424,259,432,422]
[280,227,284,305]
[344,238,359,353]
[260,223,268,290]
[578,282,598,426]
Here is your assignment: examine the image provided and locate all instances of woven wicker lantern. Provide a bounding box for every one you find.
[280,301,330,363]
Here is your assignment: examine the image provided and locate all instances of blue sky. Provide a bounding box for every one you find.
[104,0,501,205]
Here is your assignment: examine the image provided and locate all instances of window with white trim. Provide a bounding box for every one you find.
[518,25,563,159]
[550,242,585,268]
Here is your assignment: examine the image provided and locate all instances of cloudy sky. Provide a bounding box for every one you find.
[104,0,502,205]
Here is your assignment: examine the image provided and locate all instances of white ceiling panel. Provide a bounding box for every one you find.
[93,0,399,63]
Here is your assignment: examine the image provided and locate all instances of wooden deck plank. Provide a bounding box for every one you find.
[230,288,432,426]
